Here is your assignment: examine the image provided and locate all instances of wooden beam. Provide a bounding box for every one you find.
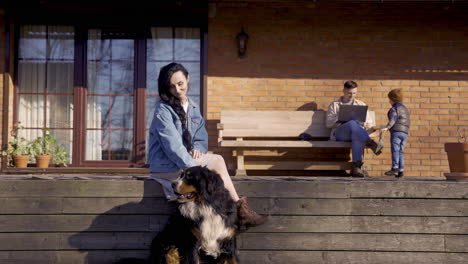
[244,161,353,171]
[221,140,351,148]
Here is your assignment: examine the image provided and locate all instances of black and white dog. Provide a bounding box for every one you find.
[116,166,239,264]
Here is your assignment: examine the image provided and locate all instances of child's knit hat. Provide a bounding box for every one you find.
[388,88,403,103]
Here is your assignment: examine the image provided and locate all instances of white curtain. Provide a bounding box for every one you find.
[18,25,74,161]
[85,29,104,160]
[18,25,46,142]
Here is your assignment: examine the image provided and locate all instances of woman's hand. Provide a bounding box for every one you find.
[190,150,203,159]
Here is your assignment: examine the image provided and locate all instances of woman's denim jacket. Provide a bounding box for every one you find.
[148,98,208,172]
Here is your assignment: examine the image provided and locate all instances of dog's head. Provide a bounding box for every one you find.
[172,166,225,204]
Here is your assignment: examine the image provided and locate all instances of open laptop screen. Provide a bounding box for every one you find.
[338,105,368,123]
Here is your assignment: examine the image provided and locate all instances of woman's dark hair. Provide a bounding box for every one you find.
[158,62,193,151]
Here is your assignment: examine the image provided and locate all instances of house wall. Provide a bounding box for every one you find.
[1,1,467,176]
[206,0,468,177]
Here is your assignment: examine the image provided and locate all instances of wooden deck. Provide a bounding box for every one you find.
[0,175,468,264]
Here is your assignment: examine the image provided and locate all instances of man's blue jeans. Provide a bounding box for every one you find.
[390,131,407,171]
[335,120,370,163]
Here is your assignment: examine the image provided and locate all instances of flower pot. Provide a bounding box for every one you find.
[35,155,51,168]
[13,155,30,168]
[444,142,468,180]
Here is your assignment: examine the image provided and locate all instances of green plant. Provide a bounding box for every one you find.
[3,137,32,157]
[1,122,32,166]
[53,145,70,167]
[30,129,58,156]
[30,129,70,166]
[457,128,466,143]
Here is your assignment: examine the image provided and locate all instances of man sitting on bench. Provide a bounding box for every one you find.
[326,80,383,177]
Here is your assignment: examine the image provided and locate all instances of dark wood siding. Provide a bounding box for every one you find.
[0,177,467,263]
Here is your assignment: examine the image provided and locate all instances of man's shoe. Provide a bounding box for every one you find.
[366,139,383,155]
[396,171,404,178]
[352,167,367,177]
[352,161,368,178]
[298,133,312,141]
[384,168,398,176]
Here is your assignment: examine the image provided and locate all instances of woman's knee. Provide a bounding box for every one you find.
[209,154,225,165]
[206,154,227,170]
[215,153,225,161]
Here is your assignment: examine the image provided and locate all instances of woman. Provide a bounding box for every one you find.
[148,62,268,230]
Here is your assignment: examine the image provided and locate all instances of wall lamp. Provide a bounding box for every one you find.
[236,28,249,58]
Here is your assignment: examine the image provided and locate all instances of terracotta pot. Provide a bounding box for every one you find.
[444,142,468,180]
[35,155,51,168]
[444,143,468,173]
[13,155,30,168]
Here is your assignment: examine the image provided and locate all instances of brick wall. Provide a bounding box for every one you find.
[206,1,468,177]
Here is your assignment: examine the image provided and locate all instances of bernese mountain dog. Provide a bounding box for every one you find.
[116,166,239,264]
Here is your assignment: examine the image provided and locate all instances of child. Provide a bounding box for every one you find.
[382,88,410,178]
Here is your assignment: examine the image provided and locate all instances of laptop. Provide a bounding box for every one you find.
[338,105,368,123]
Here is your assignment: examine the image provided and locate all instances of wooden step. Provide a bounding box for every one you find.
[0,178,467,264]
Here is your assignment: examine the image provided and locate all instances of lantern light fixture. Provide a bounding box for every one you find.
[236,27,249,58]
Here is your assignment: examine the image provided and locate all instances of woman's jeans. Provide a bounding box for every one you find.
[335,120,370,163]
[390,131,407,171]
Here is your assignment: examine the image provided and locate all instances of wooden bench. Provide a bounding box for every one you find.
[217,110,376,176]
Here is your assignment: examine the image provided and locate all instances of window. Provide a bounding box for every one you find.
[86,30,135,161]
[146,27,201,162]
[16,25,202,167]
[17,25,74,161]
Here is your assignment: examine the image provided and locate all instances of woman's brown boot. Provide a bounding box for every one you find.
[236,196,269,231]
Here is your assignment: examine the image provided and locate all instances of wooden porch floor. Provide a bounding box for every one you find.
[0,174,467,264]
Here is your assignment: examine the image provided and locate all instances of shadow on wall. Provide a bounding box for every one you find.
[296,102,319,111]
[68,180,176,264]
[208,2,468,81]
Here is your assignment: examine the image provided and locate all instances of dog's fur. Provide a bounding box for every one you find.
[116,166,239,264]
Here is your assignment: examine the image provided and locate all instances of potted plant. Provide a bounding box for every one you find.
[2,123,32,168]
[30,129,58,168]
[3,137,32,168]
[444,128,468,180]
[52,144,70,167]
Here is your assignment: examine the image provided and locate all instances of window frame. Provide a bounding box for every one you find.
[77,27,144,167]
[14,25,76,167]
[12,20,206,168]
